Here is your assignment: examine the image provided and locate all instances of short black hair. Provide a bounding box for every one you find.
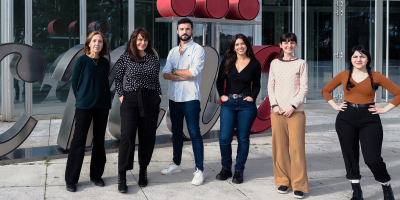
[177,18,193,29]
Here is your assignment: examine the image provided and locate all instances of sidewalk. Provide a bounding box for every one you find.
[0,103,399,199]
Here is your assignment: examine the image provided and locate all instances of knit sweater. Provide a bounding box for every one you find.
[267,58,308,112]
[71,54,111,109]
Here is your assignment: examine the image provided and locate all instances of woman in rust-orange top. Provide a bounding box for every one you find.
[321,45,398,200]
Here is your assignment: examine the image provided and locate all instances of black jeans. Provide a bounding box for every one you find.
[118,90,161,171]
[65,108,109,184]
[335,105,391,182]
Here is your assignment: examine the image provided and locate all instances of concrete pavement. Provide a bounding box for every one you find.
[0,103,399,199]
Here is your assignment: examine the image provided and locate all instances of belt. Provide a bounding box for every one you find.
[347,102,374,108]
[137,88,150,128]
[228,92,251,99]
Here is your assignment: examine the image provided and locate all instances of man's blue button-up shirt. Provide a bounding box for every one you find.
[162,40,205,102]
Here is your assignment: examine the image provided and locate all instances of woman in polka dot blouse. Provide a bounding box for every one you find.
[268,32,309,199]
[114,27,162,193]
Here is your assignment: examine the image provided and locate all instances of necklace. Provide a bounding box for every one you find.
[90,57,98,65]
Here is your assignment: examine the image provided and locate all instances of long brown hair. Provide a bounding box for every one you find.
[221,34,256,79]
[125,27,155,63]
[83,31,109,57]
[278,32,297,58]
[346,45,378,91]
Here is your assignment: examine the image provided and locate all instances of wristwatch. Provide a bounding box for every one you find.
[271,104,278,109]
[291,105,297,109]
[172,68,176,74]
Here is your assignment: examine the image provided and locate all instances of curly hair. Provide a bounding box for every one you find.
[83,31,109,57]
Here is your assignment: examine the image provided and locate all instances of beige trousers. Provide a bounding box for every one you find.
[271,110,309,193]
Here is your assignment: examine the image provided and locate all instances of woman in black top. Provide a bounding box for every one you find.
[216,34,261,184]
[114,27,162,193]
[65,31,111,192]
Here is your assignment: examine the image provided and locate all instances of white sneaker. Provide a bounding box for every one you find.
[191,168,204,186]
[161,163,182,175]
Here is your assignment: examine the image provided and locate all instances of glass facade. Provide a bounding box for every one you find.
[0,0,398,120]
[305,1,333,102]
[13,0,25,116]
[260,0,292,101]
[30,0,80,116]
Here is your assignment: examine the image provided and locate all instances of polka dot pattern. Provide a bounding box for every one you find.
[267,59,308,112]
[114,52,162,97]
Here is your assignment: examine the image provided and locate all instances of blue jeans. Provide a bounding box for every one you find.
[219,97,257,172]
[169,100,204,171]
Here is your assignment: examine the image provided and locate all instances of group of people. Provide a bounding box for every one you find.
[63,18,396,200]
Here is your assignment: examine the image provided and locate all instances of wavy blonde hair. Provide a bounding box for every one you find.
[83,31,109,57]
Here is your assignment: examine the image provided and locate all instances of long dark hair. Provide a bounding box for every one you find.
[125,27,155,63]
[346,45,378,91]
[278,32,297,58]
[221,34,256,78]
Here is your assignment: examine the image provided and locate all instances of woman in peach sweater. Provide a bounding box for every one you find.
[268,32,309,199]
[321,45,398,200]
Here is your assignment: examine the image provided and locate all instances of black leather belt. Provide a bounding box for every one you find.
[347,102,374,108]
[228,92,251,99]
[228,94,243,99]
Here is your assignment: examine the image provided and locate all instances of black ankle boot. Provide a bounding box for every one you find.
[138,168,148,187]
[382,184,395,200]
[232,171,243,184]
[118,172,127,193]
[216,168,232,180]
[350,183,363,200]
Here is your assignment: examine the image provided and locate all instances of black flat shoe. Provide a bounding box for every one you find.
[216,168,232,180]
[350,182,363,200]
[90,178,105,187]
[66,182,76,192]
[294,190,305,199]
[118,174,127,193]
[232,171,243,184]
[138,169,148,187]
[277,185,290,194]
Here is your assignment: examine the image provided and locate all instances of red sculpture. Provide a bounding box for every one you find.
[88,21,108,34]
[250,45,279,134]
[225,0,260,20]
[193,0,229,19]
[48,19,68,35]
[68,21,79,36]
[157,0,196,17]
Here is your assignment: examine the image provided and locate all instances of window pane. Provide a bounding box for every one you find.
[13,0,25,116]
[87,0,128,51]
[31,0,79,115]
[260,0,292,101]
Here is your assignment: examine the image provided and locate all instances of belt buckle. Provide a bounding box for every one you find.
[355,104,359,108]
[233,94,238,99]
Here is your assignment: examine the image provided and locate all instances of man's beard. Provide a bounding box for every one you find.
[178,33,192,42]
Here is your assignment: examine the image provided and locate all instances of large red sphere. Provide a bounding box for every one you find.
[225,0,260,20]
[157,0,196,17]
[193,0,229,19]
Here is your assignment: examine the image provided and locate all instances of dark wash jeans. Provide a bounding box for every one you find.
[169,99,204,171]
[219,97,257,172]
[65,108,109,184]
